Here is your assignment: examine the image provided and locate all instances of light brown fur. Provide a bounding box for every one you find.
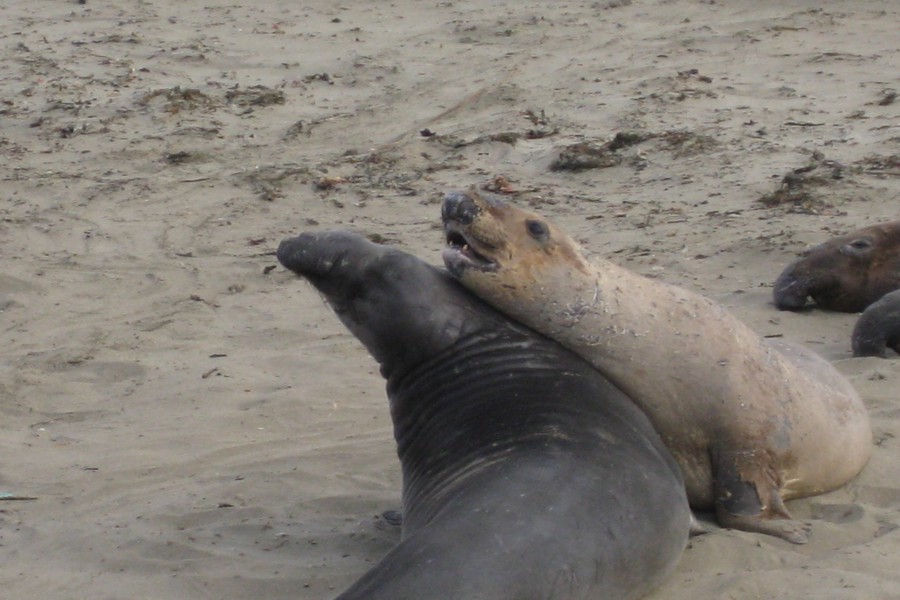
[442,189,872,543]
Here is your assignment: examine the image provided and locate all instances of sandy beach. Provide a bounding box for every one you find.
[2,1,899,598]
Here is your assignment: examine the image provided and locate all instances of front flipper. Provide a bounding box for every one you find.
[711,446,810,544]
[381,509,403,527]
[688,513,711,537]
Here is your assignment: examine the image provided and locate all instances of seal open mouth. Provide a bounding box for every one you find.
[442,222,498,273]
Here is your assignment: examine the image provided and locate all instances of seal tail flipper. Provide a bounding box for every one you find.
[710,446,811,544]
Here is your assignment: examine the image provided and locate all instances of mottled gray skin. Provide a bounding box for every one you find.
[277,231,690,600]
[852,289,900,357]
[774,221,900,313]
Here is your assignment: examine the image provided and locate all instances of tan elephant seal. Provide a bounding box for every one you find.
[440,188,872,544]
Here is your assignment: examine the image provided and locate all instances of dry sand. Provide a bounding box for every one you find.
[2,1,899,598]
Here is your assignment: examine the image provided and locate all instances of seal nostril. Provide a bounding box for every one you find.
[442,192,479,225]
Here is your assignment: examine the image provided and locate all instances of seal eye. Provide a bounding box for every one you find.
[525,219,549,241]
[841,237,873,256]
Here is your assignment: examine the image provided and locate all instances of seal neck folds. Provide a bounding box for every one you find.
[389,329,640,528]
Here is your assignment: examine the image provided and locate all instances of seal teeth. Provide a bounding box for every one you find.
[446,230,467,250]
[444,228,495,268]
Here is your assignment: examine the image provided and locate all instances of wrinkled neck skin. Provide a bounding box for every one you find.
[384,328,636,535]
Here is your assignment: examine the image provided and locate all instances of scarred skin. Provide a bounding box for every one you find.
[441,188,872,544]
[774,221,900,313]
[277,231,690,600]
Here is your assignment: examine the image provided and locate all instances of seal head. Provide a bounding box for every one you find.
[442,189,595,319]
[774,221,900,312]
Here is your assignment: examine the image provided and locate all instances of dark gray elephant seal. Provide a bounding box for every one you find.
[277,231,690,600]
[774,220,900,312]
[852,289,900,357]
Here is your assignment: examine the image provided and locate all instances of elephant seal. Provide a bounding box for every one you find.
[277,231,690,600]
[774,220,900,312]
[852,289,900,357]
[441,188,872,544]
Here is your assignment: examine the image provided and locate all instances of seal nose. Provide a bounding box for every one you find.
[277,233,319,273]
[441,191,480,225]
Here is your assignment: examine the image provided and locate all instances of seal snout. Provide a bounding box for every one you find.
[277,230,378,280]
[441,192,499,275]
[441,191,480,226]
[772,262,811,310]
[277,232,321,275]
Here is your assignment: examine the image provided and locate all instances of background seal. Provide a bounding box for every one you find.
[774,220,900,312]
